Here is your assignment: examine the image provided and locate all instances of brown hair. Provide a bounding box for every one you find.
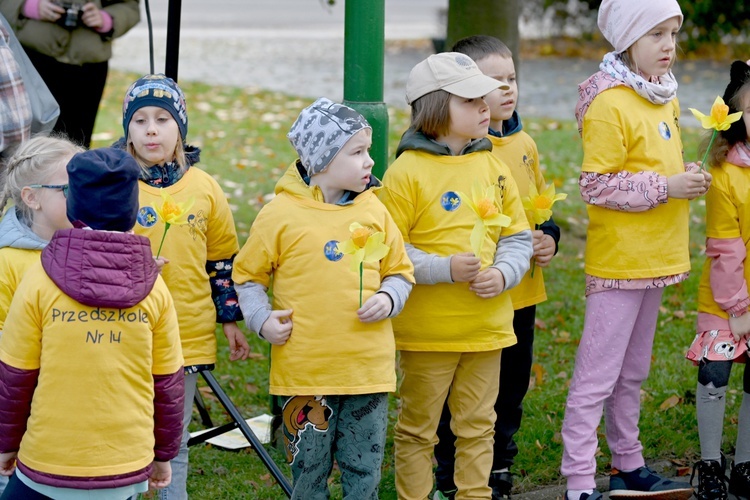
[410,89,452,138]
[451,35,513,62]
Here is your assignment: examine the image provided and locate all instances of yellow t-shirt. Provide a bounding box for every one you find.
[0,247,40,330]
[134,168,240,366]
[379,149,529,351]
[233,165,414,395]
[488,132,547,309]
[0,263,183,478]
[698,162,750,317]
[581,86,689,279]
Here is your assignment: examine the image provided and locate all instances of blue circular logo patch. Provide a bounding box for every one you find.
[658,121,671,140]
[137,206,158,228]
[324,240,344,262]
[441,191,461,212]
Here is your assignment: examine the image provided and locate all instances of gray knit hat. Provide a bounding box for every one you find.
[287,97,371,176]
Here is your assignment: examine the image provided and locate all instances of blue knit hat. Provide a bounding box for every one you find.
[122,74,188,140]
[67,148,141,232]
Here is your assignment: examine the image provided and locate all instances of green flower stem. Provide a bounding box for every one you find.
[156,222,171,258]
[359,262,363,307]
[700,130,718,170]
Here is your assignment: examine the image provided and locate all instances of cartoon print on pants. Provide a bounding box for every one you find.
[282,395,332,463]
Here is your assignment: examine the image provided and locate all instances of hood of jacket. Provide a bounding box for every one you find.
[0,207,47,251]
[489,111,523,138]
[274,160,381,204]
[41,228,159,309]
[395,128,492,158]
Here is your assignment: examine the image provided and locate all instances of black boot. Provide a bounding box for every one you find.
[729,460,750,499]
[691,459,728,500]
[490,471,512,499]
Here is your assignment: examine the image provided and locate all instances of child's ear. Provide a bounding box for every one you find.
[20,186,40,210]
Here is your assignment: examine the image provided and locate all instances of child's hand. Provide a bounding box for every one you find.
[81,2,104,29]
[0,451,17,477]
[533,230,556,268]
[148,461,172,490]
[469,267,505,298]
[729,313,750,342]
[700,169,713,190]
[222,322,250,361]
[39,0,65,22]
[450,252,481,282]
[358,293,392,323]
[260,310,293,345]
[667,171,709,199]
[154,256,169,273]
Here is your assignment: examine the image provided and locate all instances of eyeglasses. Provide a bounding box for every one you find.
[28,184,69,198]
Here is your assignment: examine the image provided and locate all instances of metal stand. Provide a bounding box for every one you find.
[187,367,292,498]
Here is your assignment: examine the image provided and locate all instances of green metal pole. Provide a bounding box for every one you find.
[343,0,388,179]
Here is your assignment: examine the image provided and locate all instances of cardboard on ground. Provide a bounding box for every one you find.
[189,413,273,450]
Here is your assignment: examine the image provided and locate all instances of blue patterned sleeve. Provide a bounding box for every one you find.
[206,254,244,323]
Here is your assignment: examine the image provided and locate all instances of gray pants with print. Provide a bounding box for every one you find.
[282,392,388,500]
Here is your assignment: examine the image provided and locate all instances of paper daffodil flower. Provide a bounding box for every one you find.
[337,222,390,306]
[689,96,743,132]
[457,183,511,259]
[522,183,567,226]
[152,190,194,257]
[688,96,743,169]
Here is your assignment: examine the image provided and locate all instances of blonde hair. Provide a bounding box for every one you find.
[0,135,84,224]
[410,89,452,139]
[127,134,187,174]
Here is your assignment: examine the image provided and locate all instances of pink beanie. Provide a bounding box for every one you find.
[597,0,683,53]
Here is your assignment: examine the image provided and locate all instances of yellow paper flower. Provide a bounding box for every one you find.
[153,190,194,226]
[337,223,390,273]
[457,183,511,258]
[152,191,194,257]
[689,96,743,132]
[337,222,390,306]
[522,183,567,226]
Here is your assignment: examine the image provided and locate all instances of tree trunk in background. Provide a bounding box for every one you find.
[446,0,520,72]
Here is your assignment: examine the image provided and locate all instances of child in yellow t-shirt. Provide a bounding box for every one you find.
[379,52,533,499]
[686,60,750,500]
[117,74,250,499]
[432,35,561,500]
[233,98,414,499]
[562,1,710,499]
[0,148,184,498]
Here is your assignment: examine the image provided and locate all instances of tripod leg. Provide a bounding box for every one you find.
[200,370,293,498]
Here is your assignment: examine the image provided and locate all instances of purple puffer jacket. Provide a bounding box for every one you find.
[0,227,184,489]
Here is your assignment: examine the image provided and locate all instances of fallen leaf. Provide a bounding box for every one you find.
[532,363,545,386]
[659,395,682,411]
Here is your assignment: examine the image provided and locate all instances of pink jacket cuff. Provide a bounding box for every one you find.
[579,171,668,212]
[707,237,750,313]
[96,10,113,34]
[23,0,41,20]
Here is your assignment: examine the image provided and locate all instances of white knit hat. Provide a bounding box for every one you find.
[405,52,508,105]
[597,0,683,53]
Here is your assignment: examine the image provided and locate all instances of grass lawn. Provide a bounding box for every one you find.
[91,70,743,499]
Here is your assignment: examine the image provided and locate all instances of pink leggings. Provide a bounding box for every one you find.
[561,287,664,490]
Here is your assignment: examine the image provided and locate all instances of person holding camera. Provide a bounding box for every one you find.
[0,0,140,148]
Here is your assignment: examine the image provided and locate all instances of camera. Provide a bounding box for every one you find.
[54,2,84,29]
